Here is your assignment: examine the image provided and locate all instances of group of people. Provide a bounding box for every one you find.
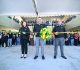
[0,32,20,47]
[65,32,80,46]
[1,17,79,60]
[46,32,80,46]
[19,18,68,60]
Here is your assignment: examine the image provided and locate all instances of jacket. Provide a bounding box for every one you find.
[33,23,47,37]
[19,27,30,42]
[53,25,67,39]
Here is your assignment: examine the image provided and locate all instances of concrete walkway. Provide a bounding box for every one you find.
[0,45,80,70]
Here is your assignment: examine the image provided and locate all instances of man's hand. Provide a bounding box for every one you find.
[65,38,68,41]
[55,32,58,35]
[52,33,55,38]
[34,33,37,36]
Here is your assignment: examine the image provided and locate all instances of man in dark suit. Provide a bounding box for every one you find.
[53,19,68,59]
[33,18,46,60]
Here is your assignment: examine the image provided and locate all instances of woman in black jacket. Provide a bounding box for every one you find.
[19,21,30,58]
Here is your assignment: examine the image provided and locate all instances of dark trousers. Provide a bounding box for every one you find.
[12,39,16,45]
[0,39,1,47]
[2,41,8,47]
[21,39,28,54]
[54,38,65,56]
[74,39,78,46]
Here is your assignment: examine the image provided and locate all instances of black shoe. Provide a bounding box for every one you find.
[54,56,56,59]
[24,57,27,58]
[42,56,45,60]
[61,56,67,59]
[20,56,24,58]
[34,56,38,59]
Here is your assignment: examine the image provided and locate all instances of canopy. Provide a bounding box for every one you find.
[0,0,80,16]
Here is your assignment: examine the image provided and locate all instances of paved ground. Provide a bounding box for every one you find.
[0,45,80,70]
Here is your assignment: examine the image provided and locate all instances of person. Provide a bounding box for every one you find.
[74,32,79,46]
[70,33,74,46]
[65,33,71,45]
[16,34,20,45]
[12,34,16,46]
[33,18,46,60]
[1,32,8,47]
[79,33,80,45]
[0,33,2,47]
[4,32,8,47]
[29,33,34,46]
[52,19,68,59]
[19,21,30,58]
[8,32,13,47]
[1,32,5,47]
